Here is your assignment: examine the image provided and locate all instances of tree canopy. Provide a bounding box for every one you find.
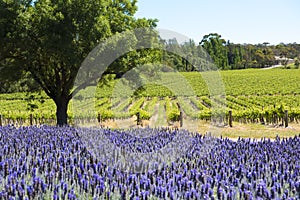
[200,33,229,70]
[0,0,158,125]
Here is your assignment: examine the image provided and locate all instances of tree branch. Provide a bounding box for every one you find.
[30,71,54,99]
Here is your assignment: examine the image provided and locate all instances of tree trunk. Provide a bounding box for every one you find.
[55,96,70,126]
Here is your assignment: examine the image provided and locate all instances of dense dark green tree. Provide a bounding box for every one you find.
[161,38,184,71]
[254,49,265,68]
[295,57,300,68]
[227,42,244,69]
[0,0,28,89]
[0,0,157,125]
[159,38,209,72]
[200,33,229,69]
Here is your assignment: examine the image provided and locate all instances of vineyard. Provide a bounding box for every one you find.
[1,68,300,126]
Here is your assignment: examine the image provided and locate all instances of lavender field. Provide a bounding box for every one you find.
[0,125,300,199]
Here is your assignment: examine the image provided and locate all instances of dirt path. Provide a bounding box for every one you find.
[149,103,159,127]
[149,102,167,127]
[180,118,300,139]
[261,64,282,70]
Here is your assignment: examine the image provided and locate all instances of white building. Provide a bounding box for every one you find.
[274,56,294,65]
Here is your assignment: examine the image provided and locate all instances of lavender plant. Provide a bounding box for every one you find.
[0,125,299,199]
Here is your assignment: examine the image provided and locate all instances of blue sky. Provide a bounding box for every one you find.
[135,0,300,44]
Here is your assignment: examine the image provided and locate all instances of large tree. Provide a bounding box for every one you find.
[200,33,229,70]
[0,0,157,125]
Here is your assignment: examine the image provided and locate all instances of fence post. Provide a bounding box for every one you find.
[179,111,183,128]
[260,114,265,125]
[176,103,183,127]
[136,112,141,125]
[97,113,101,123]
[0,114,2,126]
[30,113,33,126]
[229,110,233,127]
[284,110,288,128]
